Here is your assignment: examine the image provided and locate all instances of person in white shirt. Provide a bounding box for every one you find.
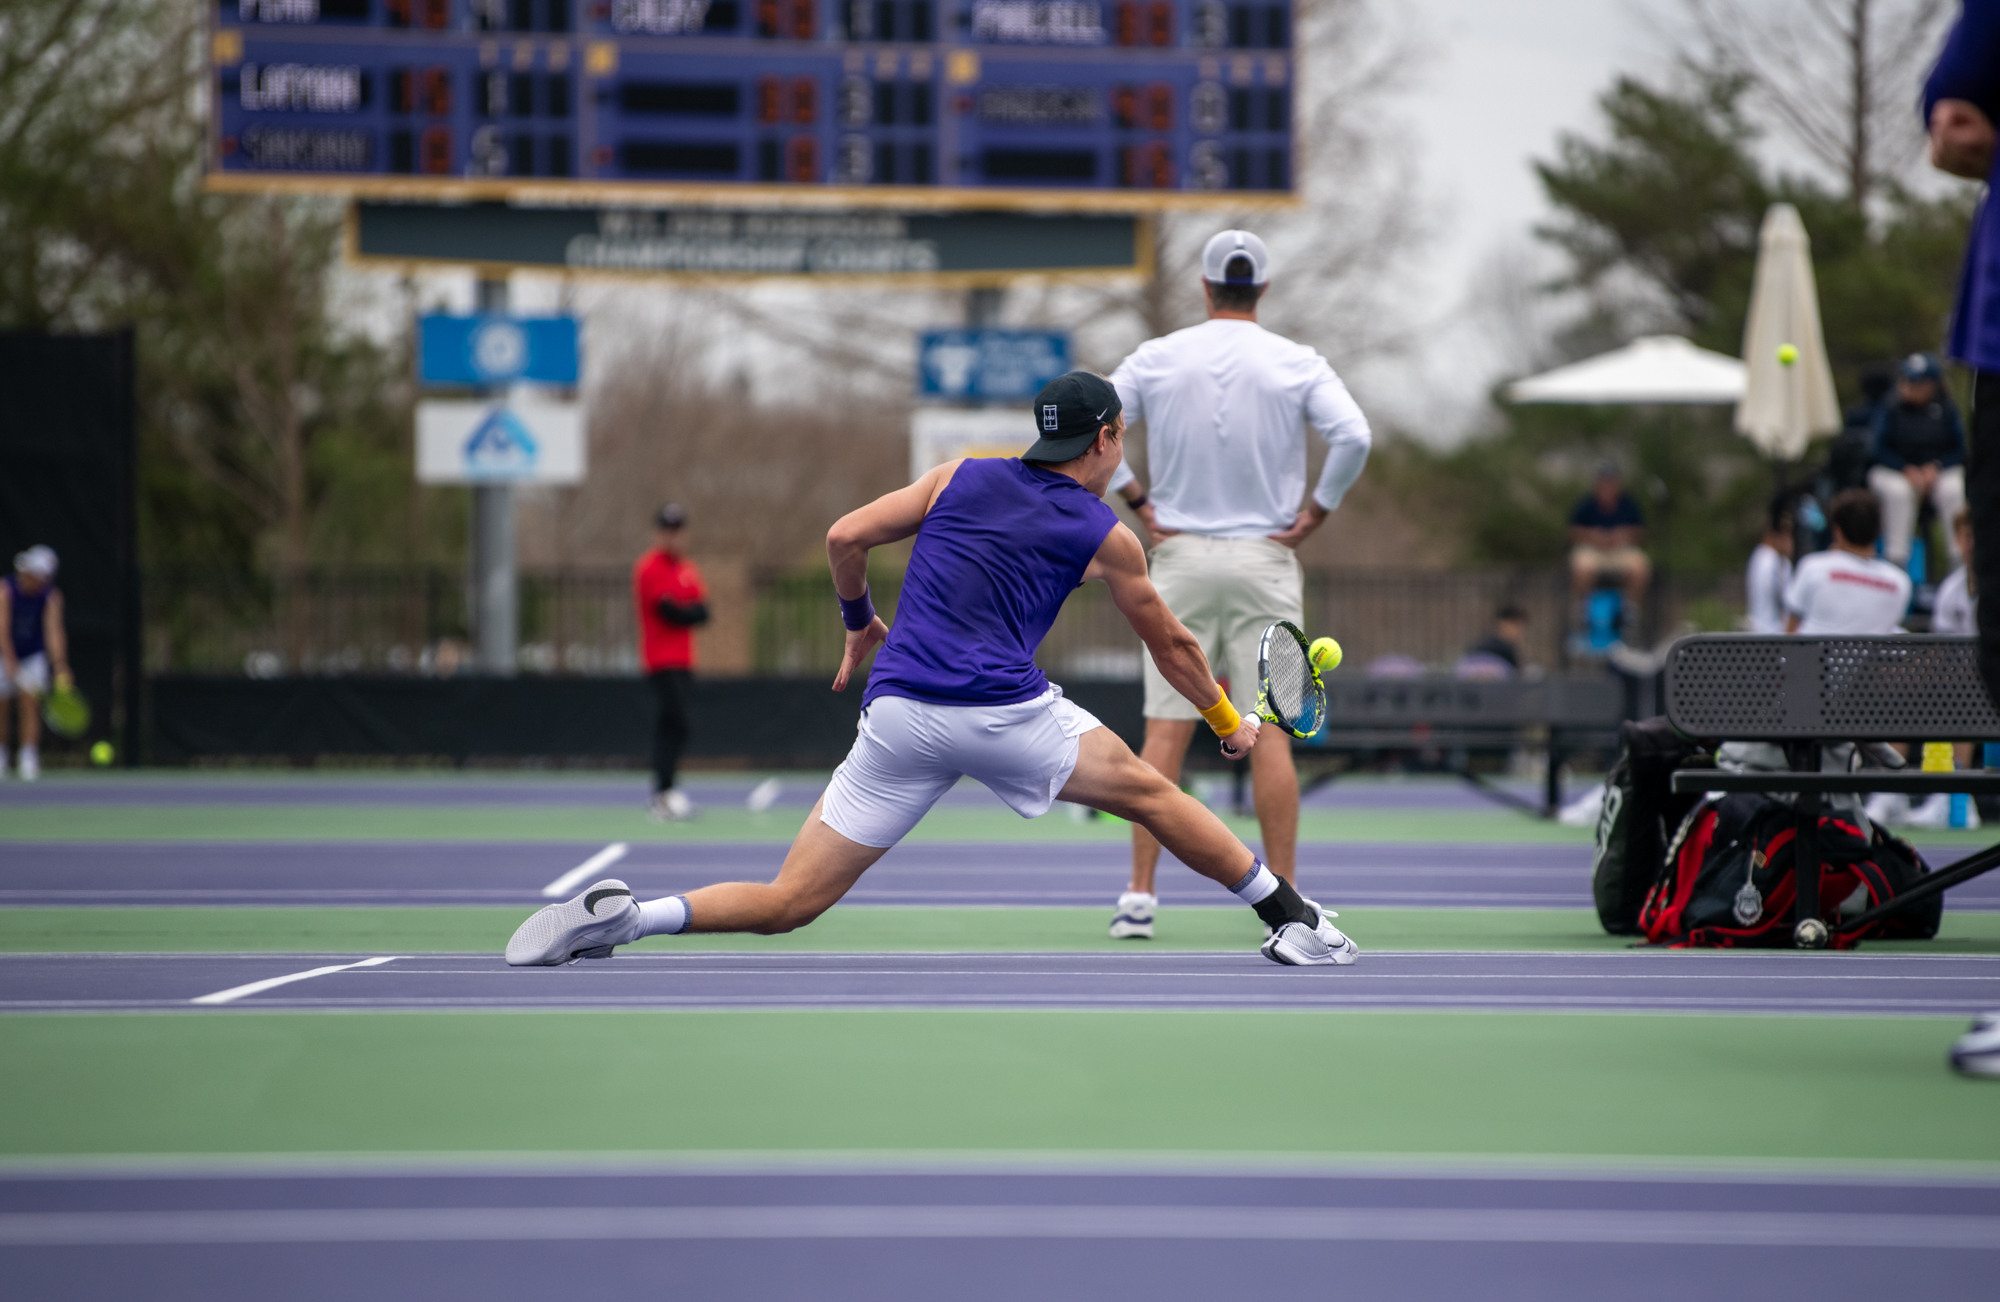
[1101,230,1372,940]
[1744,492,1795,634]
[1785,490,1912,635]
[1935,507,1976,635]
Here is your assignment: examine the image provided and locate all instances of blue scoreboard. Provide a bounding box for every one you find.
[208,0,1295,201]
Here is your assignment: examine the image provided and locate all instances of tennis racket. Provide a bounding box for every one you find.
[42,684,90,739]
[1221,620,1328,755]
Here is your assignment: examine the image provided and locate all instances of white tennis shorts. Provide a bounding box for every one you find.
[1141,534,1303,721]
[0,652,47,699]
[819,685,1105,848]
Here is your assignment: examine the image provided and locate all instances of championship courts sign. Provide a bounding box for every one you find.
[350,204,1146,284]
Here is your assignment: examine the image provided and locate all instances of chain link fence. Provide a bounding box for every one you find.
[145,565,1740,679]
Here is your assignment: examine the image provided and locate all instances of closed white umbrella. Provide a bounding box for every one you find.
[1735,203,1840,460]
[1506,335,1746,406]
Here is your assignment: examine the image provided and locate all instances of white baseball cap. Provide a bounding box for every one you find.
[1201,229,1271,286]
[13,545,56,579]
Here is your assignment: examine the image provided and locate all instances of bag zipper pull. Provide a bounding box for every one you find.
[1733,848,1765,926]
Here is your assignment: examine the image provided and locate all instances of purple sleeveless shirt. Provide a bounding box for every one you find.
[864,459,1119,708]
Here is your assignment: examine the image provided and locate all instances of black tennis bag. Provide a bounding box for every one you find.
[1591,717,1709,935]
[1639,793,1941,948]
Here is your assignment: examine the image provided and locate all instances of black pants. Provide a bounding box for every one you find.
[648,668,691,794]
[1973,373,2000,709]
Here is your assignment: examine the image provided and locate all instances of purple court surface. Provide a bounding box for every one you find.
[7,950,2000,1016]
[3,838,1996,911]
[2,1164,1995,1300]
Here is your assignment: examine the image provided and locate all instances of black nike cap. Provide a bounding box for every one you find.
[1023,371,1122,463]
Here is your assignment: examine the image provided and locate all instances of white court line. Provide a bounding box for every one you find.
[189,957,402,1007]
[4,1204,1999,1246]
[542,843,629,898]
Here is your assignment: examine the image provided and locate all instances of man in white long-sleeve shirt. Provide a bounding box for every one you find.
[1104,229,1373,940]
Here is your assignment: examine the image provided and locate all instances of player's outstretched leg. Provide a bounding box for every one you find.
[1058,729,1356,966]
[505,798,888,966]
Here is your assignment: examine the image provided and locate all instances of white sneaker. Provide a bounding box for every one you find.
[1260,902,1358,967]
[17,747,38,782]
[1109,891,1156,939]
[648,788,695,822]
[505,878,645,966]
[1951,1012,2000,1077]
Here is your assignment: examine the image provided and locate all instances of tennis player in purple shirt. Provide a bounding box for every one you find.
[506,372,1358,969]
[1925,0,2000,1076]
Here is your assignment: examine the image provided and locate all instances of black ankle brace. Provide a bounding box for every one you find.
[1251,879,1318,931]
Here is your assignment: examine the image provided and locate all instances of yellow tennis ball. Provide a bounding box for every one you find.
[1776,343,1798,366]
[90,741,114,766]
[1309,637,1342,672]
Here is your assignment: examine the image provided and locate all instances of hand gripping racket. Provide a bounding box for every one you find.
[1221,620,1328,755]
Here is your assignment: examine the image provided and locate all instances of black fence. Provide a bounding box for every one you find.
[149,675,1149,768]
[0,331,139,762]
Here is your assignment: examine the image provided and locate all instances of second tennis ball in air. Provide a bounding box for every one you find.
[90,741,114,766]
[1776,343,1798,366]
[1309,637,1342,672]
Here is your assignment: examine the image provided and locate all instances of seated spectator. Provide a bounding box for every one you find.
[1568,461,1650,605]
[1457,604,1528,679]
[1935,507,1977,636]
[1745,492,1795,634]
[1785,490,1912,635]
[1868,352,1967,568]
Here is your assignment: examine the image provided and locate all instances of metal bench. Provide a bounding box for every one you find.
[1291,675,1626,816]
[1663,635,2000,947]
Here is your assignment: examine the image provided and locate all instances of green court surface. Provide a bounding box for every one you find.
[2,1010,1993,1167]
[6,904,2000,955]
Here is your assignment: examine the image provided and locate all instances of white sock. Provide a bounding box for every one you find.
[18,745,36,763]
[635,895,690,937]
[1227,860,1279,905]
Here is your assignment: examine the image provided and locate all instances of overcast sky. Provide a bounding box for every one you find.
[1363,0,1667,440]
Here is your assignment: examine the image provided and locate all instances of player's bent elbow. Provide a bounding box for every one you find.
[825,519,861,554]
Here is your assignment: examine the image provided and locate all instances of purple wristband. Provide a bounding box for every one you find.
[839,586,876,631]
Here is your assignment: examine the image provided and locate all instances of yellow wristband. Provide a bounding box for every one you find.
[1198,691,1241,737]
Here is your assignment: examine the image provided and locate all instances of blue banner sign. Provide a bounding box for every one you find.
[419,315,579,386]
[918,329,1071,401]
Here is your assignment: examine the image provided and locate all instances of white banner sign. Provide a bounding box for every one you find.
[417,398,586,485]
[909,407,1035,481]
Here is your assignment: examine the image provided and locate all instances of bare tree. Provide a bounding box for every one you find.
[645,0,1424,414]
[1051,0,1428,368]
[1679,0,1953,207]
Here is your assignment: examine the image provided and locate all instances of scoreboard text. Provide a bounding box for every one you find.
[209,0,1295,202]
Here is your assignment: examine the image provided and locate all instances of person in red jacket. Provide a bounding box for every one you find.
[633,504,709,820]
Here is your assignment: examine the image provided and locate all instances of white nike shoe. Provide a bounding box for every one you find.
[17,748,38,781]
[1260,902,1358,967]
[505,878,645,966]
[1951,1011,2000,1077]
[648,789,695,822]
[1109,891,1157,939]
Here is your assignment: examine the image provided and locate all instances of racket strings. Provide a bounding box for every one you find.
[1266,642,1312,728]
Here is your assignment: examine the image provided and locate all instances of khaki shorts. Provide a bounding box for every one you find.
[1570,544,1646,575]
[1141,534,1304,721]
